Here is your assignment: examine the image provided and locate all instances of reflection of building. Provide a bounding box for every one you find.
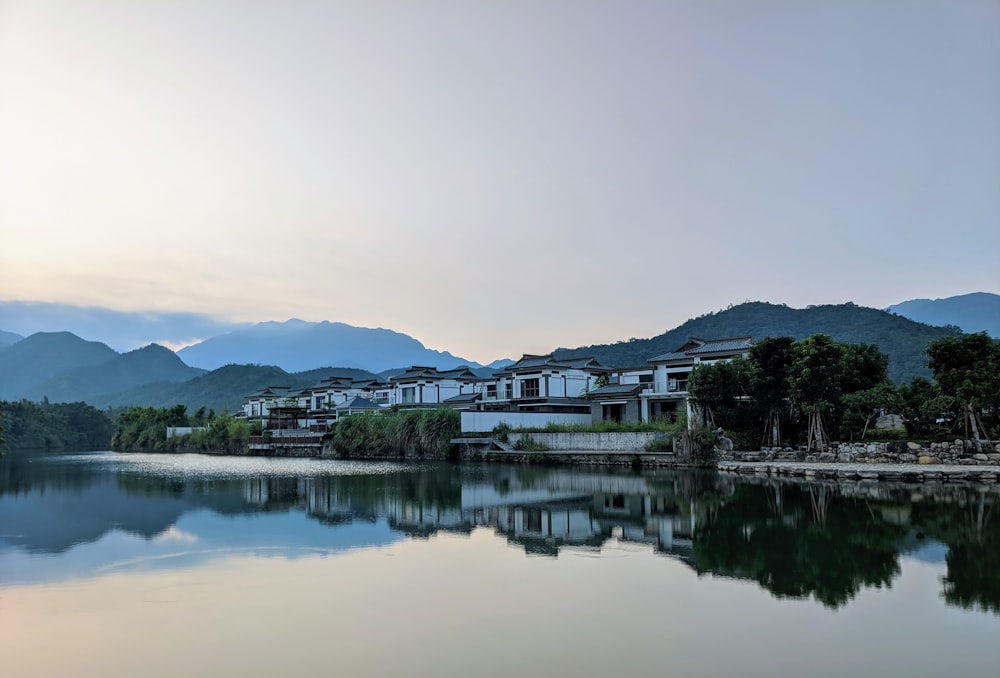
[233,468,721,563]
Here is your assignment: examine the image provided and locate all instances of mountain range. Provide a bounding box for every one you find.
[554,301,964,383]
[885,292,1000,338]
[176,319,485,372]
[0,293,996,413]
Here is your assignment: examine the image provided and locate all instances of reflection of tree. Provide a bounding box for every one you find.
[914,492,1000,614]
[692,483,906,608]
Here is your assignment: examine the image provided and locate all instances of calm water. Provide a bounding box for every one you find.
[1,451,999,677]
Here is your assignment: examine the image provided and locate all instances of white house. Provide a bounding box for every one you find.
[591,336,754,424]
[389,366,483,407]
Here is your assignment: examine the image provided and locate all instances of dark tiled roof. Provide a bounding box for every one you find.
[245,386,293,400]
[443,392,482,404]
[588,384,643,397]
[499,354,606,374]
[649,336,753,363]
[389,366,480,383]
[334,396,379,411]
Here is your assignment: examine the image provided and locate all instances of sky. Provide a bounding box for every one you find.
[1,0,998,363]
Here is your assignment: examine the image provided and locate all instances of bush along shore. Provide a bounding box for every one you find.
[111,405,462,460]
[323,408,460,460]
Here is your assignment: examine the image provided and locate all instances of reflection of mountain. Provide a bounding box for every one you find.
[2,455,999,615]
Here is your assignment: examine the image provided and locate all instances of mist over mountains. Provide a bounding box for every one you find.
[176,319,483,372]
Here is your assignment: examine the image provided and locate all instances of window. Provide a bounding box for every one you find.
[486,384,497,399]
[401,387,416,404]
[521,378,540,398]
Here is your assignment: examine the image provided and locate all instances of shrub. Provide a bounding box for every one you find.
[513,434,549,452]
[643,435,674,452]
[492,422,512,442]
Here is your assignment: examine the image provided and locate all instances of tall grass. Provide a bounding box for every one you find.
[333,408,460,459]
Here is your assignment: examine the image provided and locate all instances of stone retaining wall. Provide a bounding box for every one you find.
[506,431,664,452]
[720,440,1000,466]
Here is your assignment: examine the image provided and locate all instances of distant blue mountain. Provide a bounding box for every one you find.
[0,301,247,351]
[28,343,205,403]
[0,332,119,400]
[177,319,483,373]
[886,292,1000,338]
[0,330,23,347]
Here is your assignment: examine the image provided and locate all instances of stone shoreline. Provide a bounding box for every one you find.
[720,439,1000,466]
[718,460,1000,483]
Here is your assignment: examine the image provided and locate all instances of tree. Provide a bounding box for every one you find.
[898,377,954,438]
[788,334,844,451]
[687,357,752,429]
[748,336,795,447]
[927,332,1000,450]
[840,381,903,440]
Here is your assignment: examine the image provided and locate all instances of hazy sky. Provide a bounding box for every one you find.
[2,0,998,363]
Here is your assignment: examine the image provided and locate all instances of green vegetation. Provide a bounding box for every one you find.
[111,405,256,453]
[0,399,115,452]
[926,332,1000,450]
[512,434,549,452]
[685,332,1000,450]
[112,405,190,452]
[332,408,460,459]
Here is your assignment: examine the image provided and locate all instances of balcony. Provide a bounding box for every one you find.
[640,380,688,396]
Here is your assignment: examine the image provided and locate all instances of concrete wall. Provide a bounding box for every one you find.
[508,431,663,451]
[461,411,592,433]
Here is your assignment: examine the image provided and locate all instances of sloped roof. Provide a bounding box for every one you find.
[587,383,643,398]
[334,396,379,411]
[499,353,606,374]
[648,336,753,363]
[244,385,293,400]
[389,365,481,383]
[442,392,482,404]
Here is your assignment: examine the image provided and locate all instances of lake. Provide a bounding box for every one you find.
[1,451,998,677]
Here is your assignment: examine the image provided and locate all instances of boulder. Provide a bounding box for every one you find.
[918,455,940,465]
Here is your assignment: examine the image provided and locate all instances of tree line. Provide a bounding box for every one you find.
[686,332,999,451]
[111,405,261,453]
[0,399,116,453]
[110,404,461,459]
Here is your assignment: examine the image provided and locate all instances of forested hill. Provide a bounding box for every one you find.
[89,364,378,414]
[553,302,963,382]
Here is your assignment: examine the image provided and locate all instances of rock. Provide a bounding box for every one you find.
[818,452,836,463]
[899,454,917,463]
[907,442,921,451]
[918,455,940,465]
[837,452,855,463]
[974,454,989,462]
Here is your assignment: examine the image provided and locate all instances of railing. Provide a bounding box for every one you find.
[249,435,323,447]
[640,380,688,395]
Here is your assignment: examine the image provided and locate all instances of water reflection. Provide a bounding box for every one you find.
[2,451,999,615]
